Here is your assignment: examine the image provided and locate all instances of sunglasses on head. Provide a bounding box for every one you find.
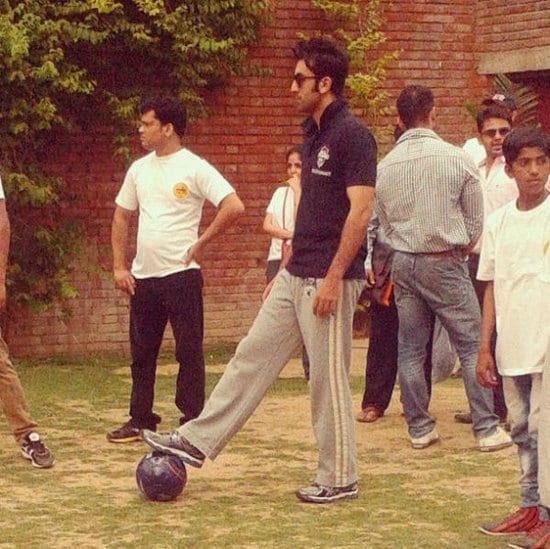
[293,73,317,87]
[481,127,511,138]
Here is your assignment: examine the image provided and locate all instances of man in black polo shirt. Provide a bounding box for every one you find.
[143,36,376,504]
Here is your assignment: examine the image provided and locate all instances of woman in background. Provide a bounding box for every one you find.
[262,145,309,379]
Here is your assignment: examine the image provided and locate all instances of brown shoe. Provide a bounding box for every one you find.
[356,406,383,423]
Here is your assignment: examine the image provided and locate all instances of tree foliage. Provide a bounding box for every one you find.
[311,0,398,144]
[0,0,268,312]
[464,74,539,128]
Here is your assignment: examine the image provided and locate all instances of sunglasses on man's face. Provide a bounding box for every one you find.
[293,73,317,88]
[481,127,511,138]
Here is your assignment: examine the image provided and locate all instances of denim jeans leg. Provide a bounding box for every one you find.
[539,341,550,510]
[413,253,497,438]
[504,374,542,509]
[129,278,168,425]
[393,254,436,438]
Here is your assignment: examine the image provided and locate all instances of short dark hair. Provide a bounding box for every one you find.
[292,37,349,96]
[396,85,434,129]
[138,97,187,137]
[476,105,512,133]
[502,127,550,165]
[286,145,302,161]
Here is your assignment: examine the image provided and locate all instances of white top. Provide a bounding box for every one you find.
[265,186,296,261]
[0,177,4,200]
[463,137,486,166]
[477,196,550,376]
[471,155,518,254]
[115,148,235,278]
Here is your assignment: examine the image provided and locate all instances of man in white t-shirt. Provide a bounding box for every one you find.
[107,97,244,443]
[476,127,550,542]
[0,178,54,468]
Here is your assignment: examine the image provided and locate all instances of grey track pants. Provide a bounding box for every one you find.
[179,269,364,487]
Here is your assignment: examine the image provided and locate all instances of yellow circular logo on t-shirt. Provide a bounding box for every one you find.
[173,182,189,200]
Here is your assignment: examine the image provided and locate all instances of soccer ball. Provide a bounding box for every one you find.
[136,451,187,502]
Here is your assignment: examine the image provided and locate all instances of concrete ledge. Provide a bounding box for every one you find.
[478,46,550,74]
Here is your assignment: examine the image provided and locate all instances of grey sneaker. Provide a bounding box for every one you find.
[142,430,205,468]
[296,482,358,503]
[410,429,439,449]
[20,432,54,469]
[478,426,513,452]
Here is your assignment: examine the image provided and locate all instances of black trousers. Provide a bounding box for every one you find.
[129,270,205,427]
[468,254,507,419]
[361,292,433,412]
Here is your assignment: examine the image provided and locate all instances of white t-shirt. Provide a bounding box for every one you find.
[472,156,518,254]
[265,186,296,261]
[0,177,5,199]
[477,196,550,376]
[463,137,486,166]
[116,148,235,278]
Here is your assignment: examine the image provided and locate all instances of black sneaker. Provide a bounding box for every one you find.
[296,482,358,503]
[106,419,158,443]
[21,432,55,469]
[142,430,205,468]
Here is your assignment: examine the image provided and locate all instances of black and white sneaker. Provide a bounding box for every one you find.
[142,430,205,468]
[106,414,160,444]
[21,432,55,469]
[106,420,143,443]
[296,482,358,503]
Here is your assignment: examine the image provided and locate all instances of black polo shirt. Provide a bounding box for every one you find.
[287,99,377,279]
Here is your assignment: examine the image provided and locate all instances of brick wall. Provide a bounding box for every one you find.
[5,0,546,357]
[475,0,550,53]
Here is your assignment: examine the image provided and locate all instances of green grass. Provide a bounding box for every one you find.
[0,350,518,548]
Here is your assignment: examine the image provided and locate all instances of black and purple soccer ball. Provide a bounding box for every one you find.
[136,451,187,502]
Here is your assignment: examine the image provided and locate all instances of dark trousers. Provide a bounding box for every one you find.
[468,254,507,419]
[361,293,433,412]
[129,270,205,427]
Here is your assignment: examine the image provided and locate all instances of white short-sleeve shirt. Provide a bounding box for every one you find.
[477,196,550,376]
[463,137,486,166]
[0,177,5,200]
[265,186,295,261]
[471,156,519,254]
[116,148,235,278]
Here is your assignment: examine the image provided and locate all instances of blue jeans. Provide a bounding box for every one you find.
[504,374,543,510]
[392,251,498,439]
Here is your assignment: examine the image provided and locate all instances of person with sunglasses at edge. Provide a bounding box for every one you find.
[143,36,377,504]
[454,104,518,430]
[463,93,518,166]
[262,145,310,380]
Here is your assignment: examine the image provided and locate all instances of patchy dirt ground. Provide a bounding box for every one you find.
[0,341,517,548]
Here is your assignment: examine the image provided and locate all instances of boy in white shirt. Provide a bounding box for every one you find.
[476,127,550,547]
